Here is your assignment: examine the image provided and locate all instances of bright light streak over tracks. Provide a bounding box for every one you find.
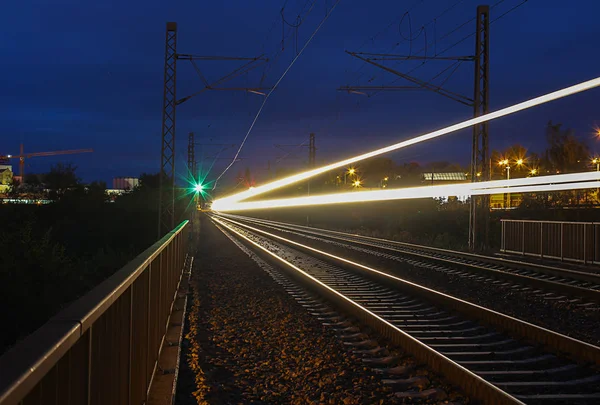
[213,171,600,211]
[213,76,600,207]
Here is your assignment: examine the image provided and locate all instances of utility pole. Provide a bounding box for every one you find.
[309,133,316,167]
[158,22,269,238]
[341,5,491,250]
[468,5,490,251]
[307,132,316,194]
[159,22,178,238]
[188,132,196,182]
[307,133,316,226]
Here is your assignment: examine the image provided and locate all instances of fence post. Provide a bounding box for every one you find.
[501,221,504,251]
[521,221,525,255]
[560,222,564,261]
[540,222,543,258]
[592,222,598,263]
[583,224,587,265]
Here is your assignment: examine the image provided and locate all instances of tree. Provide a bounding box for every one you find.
[6,178,20,198]
[545,121,589,173]
[45,163,80,200]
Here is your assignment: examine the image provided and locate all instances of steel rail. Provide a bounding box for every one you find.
[220,214,600,301]
[0,221,189,405]
[210,215,525,405]
[214,214,600,367]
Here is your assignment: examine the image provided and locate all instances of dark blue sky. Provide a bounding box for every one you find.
[1,0,599,187]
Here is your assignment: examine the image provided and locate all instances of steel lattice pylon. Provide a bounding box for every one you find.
[159,22,178,237]
[468,5,490,251]
[309,133,316,168]
[188,132,196,182]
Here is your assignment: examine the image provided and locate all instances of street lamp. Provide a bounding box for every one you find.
[498,159,510,180]
[530,168,538,176]
[380,176,389,188]
[593,158,599,172]
[352,180,361,188]
[498,159,511,209]
[345,168,356,185]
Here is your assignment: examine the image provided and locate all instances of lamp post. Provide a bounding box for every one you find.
[499,159,510,208]
[345,168,356,185]
[593,158,599,172]
[381,176,389,188]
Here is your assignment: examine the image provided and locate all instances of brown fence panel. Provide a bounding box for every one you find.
[501,219,598,265]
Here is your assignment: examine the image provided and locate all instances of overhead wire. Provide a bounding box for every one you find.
[213,0,343,190]
[350,0,465,86]
[369,0,524,97]
[361,0,506,95]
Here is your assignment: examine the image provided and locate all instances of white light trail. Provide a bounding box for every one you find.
[212,171,600,211]
[213,76,600,206]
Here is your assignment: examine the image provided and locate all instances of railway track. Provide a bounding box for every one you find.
[217,213,600,305]
[211,214,600,405]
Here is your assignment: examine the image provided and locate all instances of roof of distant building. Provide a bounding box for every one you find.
[422,172,468,181]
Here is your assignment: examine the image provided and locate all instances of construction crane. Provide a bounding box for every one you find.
[0,143,93,180]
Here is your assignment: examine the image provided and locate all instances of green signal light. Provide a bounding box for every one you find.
[194,184,204,192]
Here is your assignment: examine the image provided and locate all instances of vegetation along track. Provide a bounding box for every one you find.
[211,214,600,405]
[218,213,600,306]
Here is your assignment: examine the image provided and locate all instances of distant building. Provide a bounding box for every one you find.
[0,165,14,185]
[113,177,139,190]
[421,172,468,184]
[421,172,469,202]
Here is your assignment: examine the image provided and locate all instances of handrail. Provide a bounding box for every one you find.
[0,220,189,405]
[500,219,595,225]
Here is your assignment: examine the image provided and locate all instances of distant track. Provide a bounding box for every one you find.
[211,214,600,405]
[217,213,600,306]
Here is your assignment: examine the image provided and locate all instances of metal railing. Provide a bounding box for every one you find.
[0,220,189,405]
[501,219,598,265]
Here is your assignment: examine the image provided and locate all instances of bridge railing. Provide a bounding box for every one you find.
[501,219,598,264]
[0,220,189,405]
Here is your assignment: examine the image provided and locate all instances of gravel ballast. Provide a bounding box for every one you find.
[176,217,469,404]
[228,218,600,347]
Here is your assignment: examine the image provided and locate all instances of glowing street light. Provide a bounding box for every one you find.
[498,159,512,208]
[530,168,538,176]
[593,158,599,172]
[194,184,204,192]
[516,159,524,166]
[345,167,356,185]
[498,159,511,180]
[353,180,361,188]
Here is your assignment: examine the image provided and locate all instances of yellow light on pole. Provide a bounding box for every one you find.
[383,177,389,181]
[348,168,356,175]
[353,180,361,188]
[516,159,524,166]
[530,168,538,176]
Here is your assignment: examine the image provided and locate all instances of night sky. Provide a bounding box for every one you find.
[2,0,599,188]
